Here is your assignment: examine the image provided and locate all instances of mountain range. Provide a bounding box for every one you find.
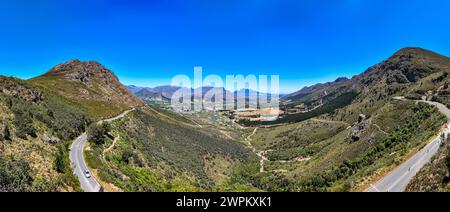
[1,47,450,192]
[127,85,275,102]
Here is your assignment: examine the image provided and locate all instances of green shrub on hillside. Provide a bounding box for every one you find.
[295,103,446,191]
[1,83,92,141]
[445,147,450,173]
[0,156,34,192]
[86,108,256,191]
[87,123,111,146]
[406,138,450,192]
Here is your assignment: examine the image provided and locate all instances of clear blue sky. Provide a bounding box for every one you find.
[1,0,450,93]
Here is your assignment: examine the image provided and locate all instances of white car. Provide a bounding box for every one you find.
[84,170,91,178]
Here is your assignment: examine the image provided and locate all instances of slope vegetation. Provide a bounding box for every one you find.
[245,47,450,191]
[84,106,259,191]
[0,76,92,191]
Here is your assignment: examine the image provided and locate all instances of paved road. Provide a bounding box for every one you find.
[69,108,135,192]
[70,133,101,192]
[366,99,450,192]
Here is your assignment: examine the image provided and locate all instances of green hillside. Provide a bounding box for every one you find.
[2,47,450,192]
[242,47,450,191]
[0,76,91,191]
[84,106,260,192]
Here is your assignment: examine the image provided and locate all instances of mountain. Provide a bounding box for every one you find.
[357,47,449,85]
[0,59,147,191]
[129,85,273,105]
[281,77,350,105]
[151,85,185,97]
[31,60,143,119]
[127,85,143,94]
[244,47,450,191]
[127,85,182,100]
[0,59,257,192]
[135,88,161,99]
[268,47,450,124]
[2,47,449,192]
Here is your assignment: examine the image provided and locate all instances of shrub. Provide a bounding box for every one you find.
[445,147,450,173]
[54,144,70,173]
[0,156,34,192]
[87,123,110,146]
[4,93,91,141]
[3,125,11,141]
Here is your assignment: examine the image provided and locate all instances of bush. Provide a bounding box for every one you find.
[4,92,91,141]
[0,156,34,192]
[445,147,450,173]
[3,125,11,141]
[87,123,110,146]
[54,144,70,173]
[295,103,446,191]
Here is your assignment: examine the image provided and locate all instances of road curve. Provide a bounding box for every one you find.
[69,108,135,192]
[366,99,450,192]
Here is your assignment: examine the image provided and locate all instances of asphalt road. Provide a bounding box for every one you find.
[70,133,101,192]
[69,109,135,192]
[366,100,450,192]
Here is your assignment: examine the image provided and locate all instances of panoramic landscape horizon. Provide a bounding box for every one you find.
[2,0,450,203]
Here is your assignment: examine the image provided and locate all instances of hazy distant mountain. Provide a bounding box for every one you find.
[127,85,143,94]
[281,77,350,104]
[128,84,276,106]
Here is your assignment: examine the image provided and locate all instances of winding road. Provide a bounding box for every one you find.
[69,108,135,192]
[366,99,450,192]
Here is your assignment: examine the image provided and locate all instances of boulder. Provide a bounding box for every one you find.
[43,133,60,144]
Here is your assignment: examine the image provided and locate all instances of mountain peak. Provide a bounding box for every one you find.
[32,60,143,118]
[356,47,450,86]
[389,47,449,62]
[394,47,426,54]
[45,59,120,84]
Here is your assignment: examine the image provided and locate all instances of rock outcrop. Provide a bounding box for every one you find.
[0,78,43,102]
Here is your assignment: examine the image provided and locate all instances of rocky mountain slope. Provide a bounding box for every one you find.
[31,60,143,119]
[284,47,450,109]
[245,47,450,191]
[2,47,450,192]
[1,59,257,192]
[0,60,142,191]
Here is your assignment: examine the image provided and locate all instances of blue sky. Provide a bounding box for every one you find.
[1,0,450,93]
